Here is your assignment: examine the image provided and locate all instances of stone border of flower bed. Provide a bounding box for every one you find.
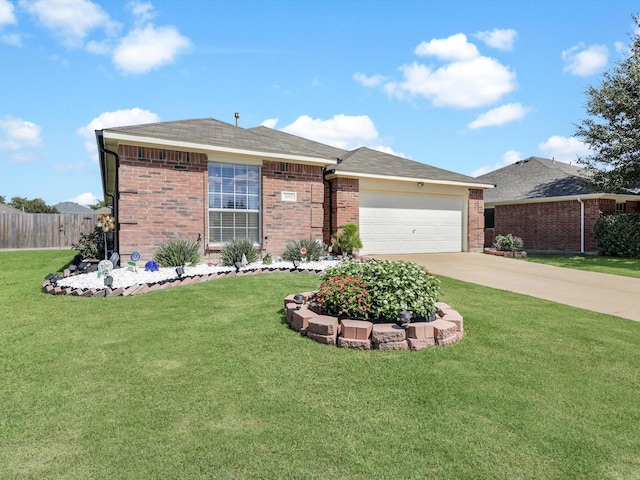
[284,292,464,351]
[42,266,324,297]
[483,248,527,258]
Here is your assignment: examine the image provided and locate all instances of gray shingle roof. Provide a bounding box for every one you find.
[103,118,490,187]
[251,128,487,185]
[477,156,595,203]
[104,118,336,160]
[0,203,22,213]
[249,126,347,159]
[335,147,486,184]
[54,202,93,213]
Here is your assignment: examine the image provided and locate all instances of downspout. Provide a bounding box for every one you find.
[96,131,120,257]
[322,167,334,243]
[577,196,584,253]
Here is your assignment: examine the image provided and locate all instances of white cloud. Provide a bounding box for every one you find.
[357,33,518,110]
[1,33,21,46]
[281,114,381,151]
[472,150,522,177]
[19,0,118,48]
[261,118,278,128]
[415,33,479,61]
[0,115,43,163]
[77,107,160,161]
[128,0,154,24]
[112,24,191,75]
[85,39,110,54]
[384,56,516,108]
[467,103,530,129]
[353,72,387,87]
[371,145,406,158]
[474,28,517,51]
[0,0,16,25]
[538,135,591,162]
[562,43,608,77]
[66,191,99,206]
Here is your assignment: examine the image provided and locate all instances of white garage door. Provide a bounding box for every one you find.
[359,189,463,255]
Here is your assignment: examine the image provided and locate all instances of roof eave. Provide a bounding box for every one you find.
[325,169,494,189]
[486,192,640,206]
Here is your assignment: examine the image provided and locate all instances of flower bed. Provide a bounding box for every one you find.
[284,292,463,350]
[484,248,528,258]
[42,261,334,297]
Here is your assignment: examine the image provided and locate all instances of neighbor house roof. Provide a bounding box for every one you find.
[54,202,93,213]
[477,157,601,204]
[0,203,22,213]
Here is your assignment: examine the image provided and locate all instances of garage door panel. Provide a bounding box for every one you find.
[359,190,463,255]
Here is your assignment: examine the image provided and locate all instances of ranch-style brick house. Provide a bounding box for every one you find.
[478,156,640,253]
[96,117,493,261]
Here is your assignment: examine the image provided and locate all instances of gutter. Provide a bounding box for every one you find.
[323,167,334,241]
[324,169,494,190]
[95,130,119,257]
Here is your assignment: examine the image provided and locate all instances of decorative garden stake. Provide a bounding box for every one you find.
[96,213,116,260]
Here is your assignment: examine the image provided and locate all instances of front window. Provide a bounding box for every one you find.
[616,202,626,214]
[208,163,260,244]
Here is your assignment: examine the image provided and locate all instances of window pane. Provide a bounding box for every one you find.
[248,180,259,195]
[247,195,259,210]
[209,162,261,244]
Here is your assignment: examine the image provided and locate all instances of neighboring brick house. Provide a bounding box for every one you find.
[96,118,493,261]
[477,156,640,253]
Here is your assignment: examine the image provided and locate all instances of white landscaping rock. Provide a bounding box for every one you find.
[57,260,340,290]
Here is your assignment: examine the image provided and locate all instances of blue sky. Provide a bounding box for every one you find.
[0,0,637,206]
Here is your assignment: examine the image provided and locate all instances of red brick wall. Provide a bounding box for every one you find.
[467,188,485,251]
[324,177,359,242]
[117,145,208,260]
[262,161,325,256]
[492,198,614,252]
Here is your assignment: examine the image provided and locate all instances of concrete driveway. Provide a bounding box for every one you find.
[373,252,640,322]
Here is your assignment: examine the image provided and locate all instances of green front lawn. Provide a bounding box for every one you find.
[1,250,639,479]
[522,253,640,278]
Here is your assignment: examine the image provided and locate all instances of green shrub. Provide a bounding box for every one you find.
[220,237,259,266]
[334,223,363,256]
[262,253,273,265]
[154,238,201,266]
[316,259,440,322]
[494,233,524,252]
[72,228,105,259]
[593,213,640,257]
[282,239,325,262]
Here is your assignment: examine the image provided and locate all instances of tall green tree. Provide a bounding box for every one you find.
[0,195,5,204]
[575,15,640,192]
[9,197,59,213]
[89,199,106,210]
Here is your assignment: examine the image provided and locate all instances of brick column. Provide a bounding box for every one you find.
[468,188,485,251]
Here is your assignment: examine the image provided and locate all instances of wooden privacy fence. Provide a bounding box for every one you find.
[0,213,99,250]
